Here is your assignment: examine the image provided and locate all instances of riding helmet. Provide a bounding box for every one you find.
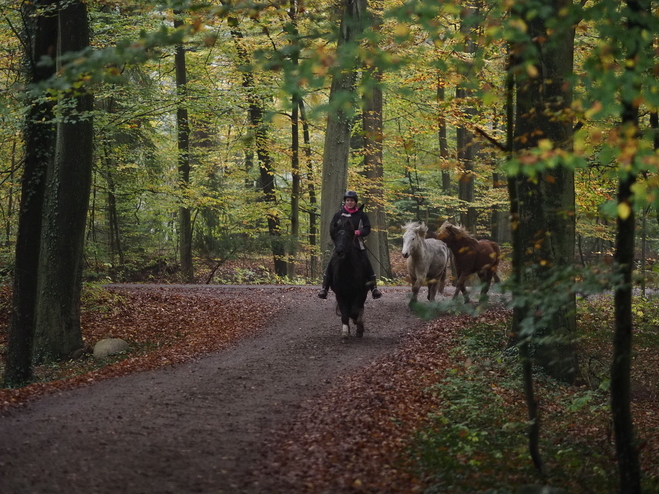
[344,190,358,201]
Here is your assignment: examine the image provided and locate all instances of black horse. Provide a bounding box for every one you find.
[328,216,369,341]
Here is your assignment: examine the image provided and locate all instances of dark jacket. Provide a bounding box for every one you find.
[329,205,371,251]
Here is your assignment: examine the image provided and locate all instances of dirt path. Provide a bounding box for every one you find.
[0,286,427,494]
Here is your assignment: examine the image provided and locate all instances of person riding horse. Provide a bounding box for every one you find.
[318,190,383,300]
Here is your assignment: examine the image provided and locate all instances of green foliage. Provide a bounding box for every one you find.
[407,316,625,493]
[81,284,127,315]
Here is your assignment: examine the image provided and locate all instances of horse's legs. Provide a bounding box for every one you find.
[338,300,351,342]
[427,280,437,301]
[453,274,470,303]
[409,276,421,307]
[355,308,364,338]
[341,323,350,341]
[438,267,447,296]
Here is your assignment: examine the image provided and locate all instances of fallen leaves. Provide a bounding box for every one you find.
[0,285,285,411]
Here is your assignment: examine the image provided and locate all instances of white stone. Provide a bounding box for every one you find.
[93,338,129,359]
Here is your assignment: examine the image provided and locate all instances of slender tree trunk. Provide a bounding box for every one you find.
[4,0,58,386]
[226,15,287,276]
[506,53,545,475]
[437,81,452,197]
[174,11,194,283]
[300,99,319,278]
[320,0,367,262]
[610,1,646,491]
[362,1,390,279]
[512,0,578,384]
[33,0,93,363]
[287,1,301,279]
[456,4,478,232]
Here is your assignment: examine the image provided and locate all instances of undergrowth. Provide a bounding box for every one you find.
[407,295,659,493]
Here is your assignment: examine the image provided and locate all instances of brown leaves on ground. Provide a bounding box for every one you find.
[0,286,285,411]
[265,309,510,493]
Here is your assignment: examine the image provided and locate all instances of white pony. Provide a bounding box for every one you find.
[402,221,449,306]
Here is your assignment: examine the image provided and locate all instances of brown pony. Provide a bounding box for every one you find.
[437,221,501,303]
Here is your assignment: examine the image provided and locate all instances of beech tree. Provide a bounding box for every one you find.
[32,0,94,363]
[4,0,58,386]
[508,0,579,384]
[320,0,368,259]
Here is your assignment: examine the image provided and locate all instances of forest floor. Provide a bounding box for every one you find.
[0,281,504,494]
[0,260,658,493]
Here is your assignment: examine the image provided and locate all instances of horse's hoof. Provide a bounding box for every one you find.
[356,328,364,338]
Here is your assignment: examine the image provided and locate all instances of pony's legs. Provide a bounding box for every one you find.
[453,274,470,303]
[438,268,447,295]
[427,280,437,301]
[355,308,364,337]
[341,323,350,341]
[410,277,422,306]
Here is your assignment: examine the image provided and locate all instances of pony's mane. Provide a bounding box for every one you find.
[403,221,427,236]
[439,221,479,245]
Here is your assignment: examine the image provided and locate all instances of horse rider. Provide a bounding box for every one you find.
[317,190,383,300]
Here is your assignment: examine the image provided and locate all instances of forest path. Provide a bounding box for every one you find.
[0,285,426,494]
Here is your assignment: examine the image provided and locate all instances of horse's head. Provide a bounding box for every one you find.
[437,220,458,242]
[401,221,426,259]
[333,217,356,259]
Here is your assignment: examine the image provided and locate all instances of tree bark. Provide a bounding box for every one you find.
[174,11,194,283]
[299,99,319,278]
[506,53,544,474]
[4,0,58,386]
[226,14,287,276]
[456,4,478,232]
[512,0,578,384]
[319,0,367,262]
[287,1,301,279]
[33,0,93,363]
[610,1,646,491]
[437,82,452,198]
[362,2,390,279]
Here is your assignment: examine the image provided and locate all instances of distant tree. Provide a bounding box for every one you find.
[226,11,287,276]
[174,10,194,282]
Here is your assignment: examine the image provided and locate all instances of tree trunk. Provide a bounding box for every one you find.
[610,1,646,491]
[227,16,287,276]
[363,71,390,279]
[287,1,302,279]
[4,0,58,386]
[362,3,390,279]
[512,0,578,384]
[33,0,93,363]
[506,54,544,474]
[174,11,194,283]
[437,81,452,198]
[456,5,478,232]
[320,0,367,262]
[300,99,319,278]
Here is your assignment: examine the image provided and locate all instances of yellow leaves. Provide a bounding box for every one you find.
[393,23,409,38]
[525,64,539,78]
[617,202,632,220]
